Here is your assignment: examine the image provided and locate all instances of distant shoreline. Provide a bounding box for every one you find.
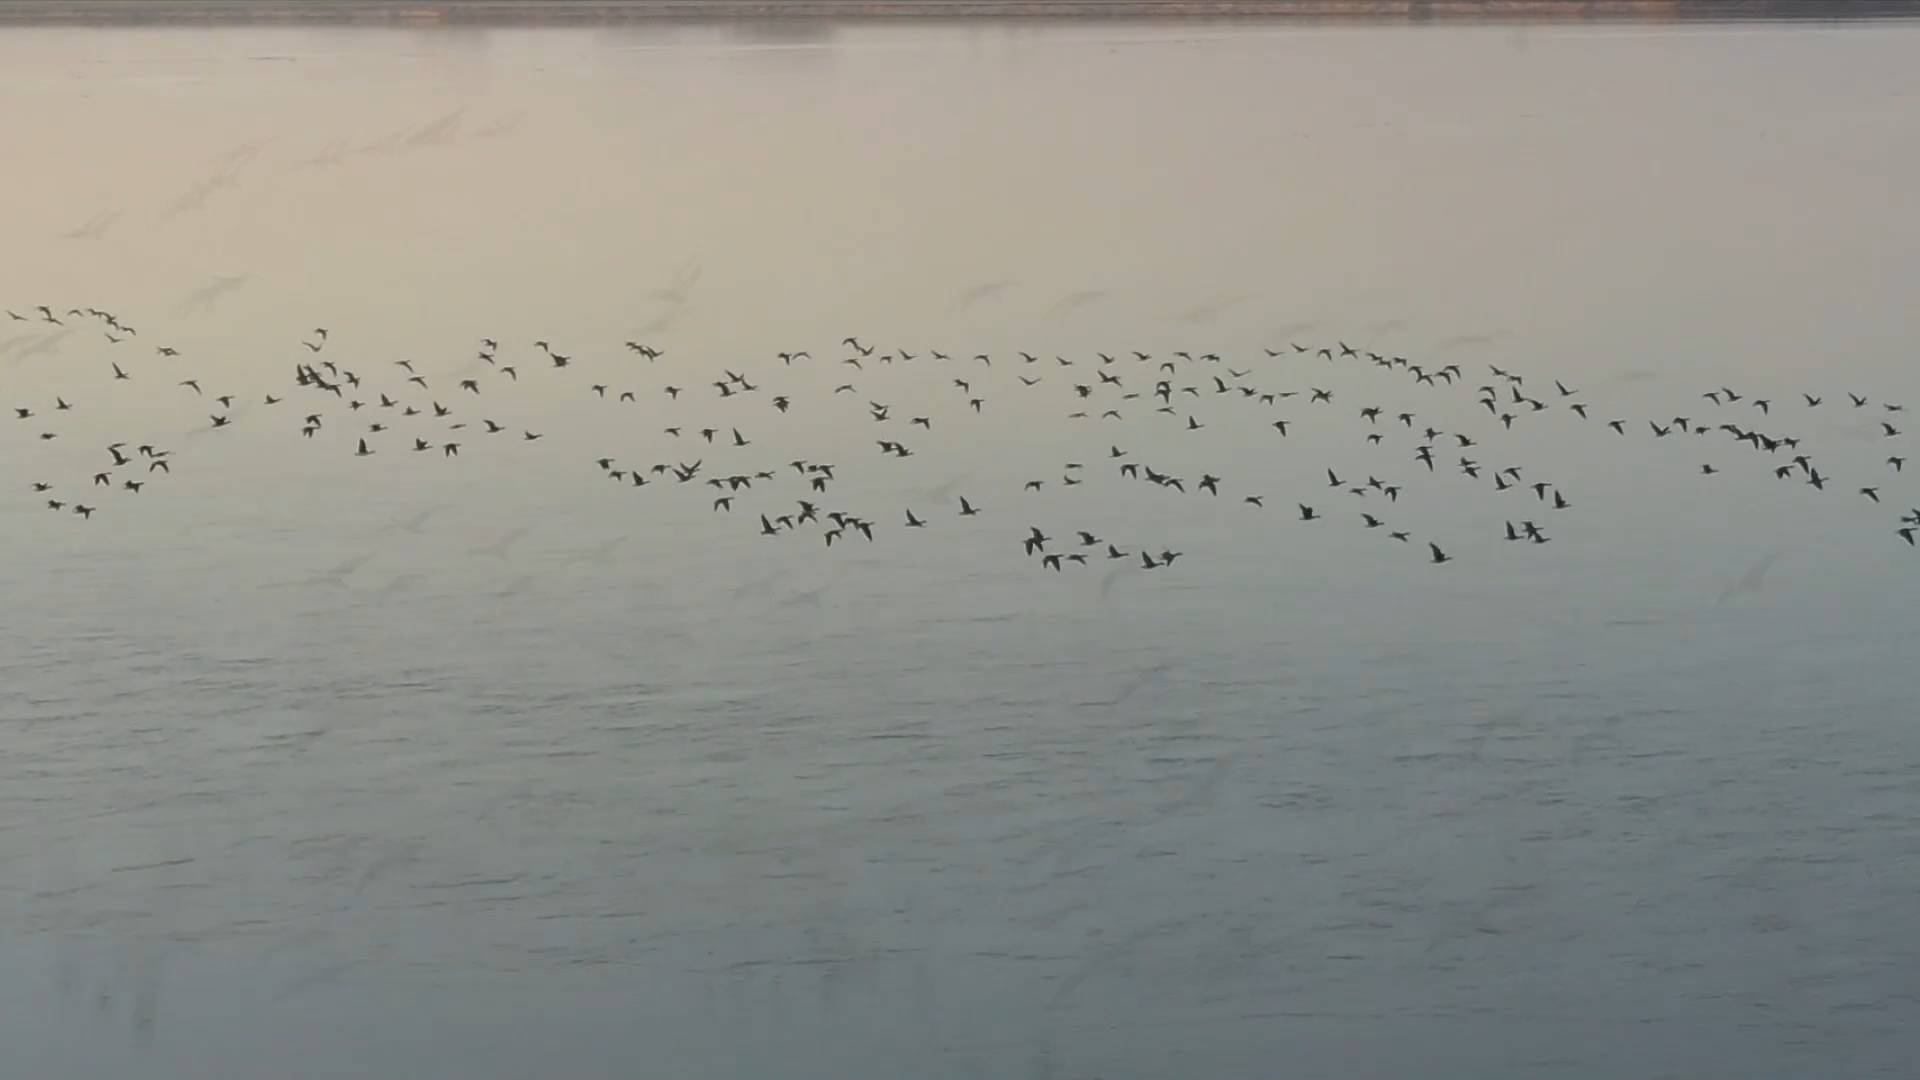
[1,0,1913,25]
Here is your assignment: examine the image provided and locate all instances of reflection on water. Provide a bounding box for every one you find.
[3,18,1919,1080]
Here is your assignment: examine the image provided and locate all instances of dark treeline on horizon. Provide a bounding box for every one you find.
[2,0,1916,24]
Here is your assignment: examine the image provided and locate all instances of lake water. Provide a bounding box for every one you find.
[3,16,1919,1079]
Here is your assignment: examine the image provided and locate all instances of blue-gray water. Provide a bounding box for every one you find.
[3,17,1919,1080]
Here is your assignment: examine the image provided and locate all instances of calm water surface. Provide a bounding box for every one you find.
[3,18,1919,1080]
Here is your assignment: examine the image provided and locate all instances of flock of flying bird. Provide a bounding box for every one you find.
[8,301,1920,574]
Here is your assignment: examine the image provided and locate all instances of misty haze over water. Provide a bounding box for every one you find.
[3,15,1919,1079]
